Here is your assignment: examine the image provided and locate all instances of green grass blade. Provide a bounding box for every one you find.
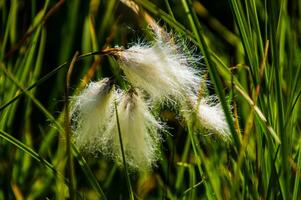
[0,61,107,199]
[0,129,66,182]
[114,101,134,200]
[72,146,107,200]
[0,51,99,111]
[180,0,240,150]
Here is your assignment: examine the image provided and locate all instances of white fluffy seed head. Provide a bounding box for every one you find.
[197,96,231,138]
[70,78,115,153]
[115,30,202,102]
[104,89,162,171]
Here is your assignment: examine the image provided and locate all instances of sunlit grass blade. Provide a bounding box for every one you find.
[132,0,197,42]
[1,0,300,199]
[179,180,204,199]
[0,51,99,111]
[180,0,240,150]
[64,52,78,199]
[0,61,107,199]
[0,129,66,182]
[72,146,107,200]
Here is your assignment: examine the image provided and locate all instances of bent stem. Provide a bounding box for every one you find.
[65,51,78,199]
[0,48,122,112]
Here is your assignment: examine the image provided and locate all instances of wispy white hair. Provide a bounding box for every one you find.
[104,89,162,171]
[70,78,115,153]
[197,96,231,138]
[115,30,202,102]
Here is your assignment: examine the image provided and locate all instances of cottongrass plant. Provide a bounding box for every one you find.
[70,78,115,153]
[196,96,231,138]
[104,89,163,170]
[71,80,162,170]
[115,28,231,138]
[70,27,232,172]
[115,30,201,102]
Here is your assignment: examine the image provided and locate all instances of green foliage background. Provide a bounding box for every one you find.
[0,0,300,199]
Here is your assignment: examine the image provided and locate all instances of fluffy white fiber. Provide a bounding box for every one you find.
[70,78,115,153]
[115,31,201,102]
[197,96,231,138]
[70,25,232,172]
[104,89,162,170]
[71,79,162,170]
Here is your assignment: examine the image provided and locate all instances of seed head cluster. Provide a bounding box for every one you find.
[116,32,201,102]
[197,96,231,138]
[105,90,162,170]
[71,78,115,153]
[70,27,232,170]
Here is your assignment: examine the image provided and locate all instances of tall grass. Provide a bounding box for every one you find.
[0,0,300,199]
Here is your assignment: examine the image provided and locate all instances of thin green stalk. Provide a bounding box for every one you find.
[180,0,241,151]
[65,52,78,199]
[186,117,217,200]
[114,101,134,200]
[175,135,191,190]
[179,180,204,199]
[0,129,66,182]
[0,50,109,111]
[133,0,197,43]
[131,0,279,144]
[163,0,175,19]
[0,62,107,200]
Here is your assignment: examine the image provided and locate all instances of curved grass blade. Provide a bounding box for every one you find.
[72,146,107,200]
[131,0,279,144]
[132,0,197,43]
[0,51,105,111]
[132,0,241,150]
[0,129,66,182]
[210,52,280,144]
[179,180,204,199]
[0,62,107,199]
[64,52,78,199]
[180,0,240,150]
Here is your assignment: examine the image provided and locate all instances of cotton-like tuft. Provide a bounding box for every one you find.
[197,96,231,138]
[115,31,202,102]
[70,78,115,153]
[104,89,162,170]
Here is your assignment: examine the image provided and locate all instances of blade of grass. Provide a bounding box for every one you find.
[175,134,191,190]
[229,0,257,79]
[3,0,65,60]
[64,52,78,199]
[0,129,66,182]
[211,52,280,143]
[0,61,107,199]
[72,146,107,199]
[293,148,301,200]
[163,0,175,19]
[0,50,108,111]
[180,0,240,151]
[186,116,217,200]
[132,0,197,43]
[126,0,280,145]
[0,0,17,60]
[269,1,289,198]
[179,180,204,199]
[192,1,240,46]
[114,101,134,200]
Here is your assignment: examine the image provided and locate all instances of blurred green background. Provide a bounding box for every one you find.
[0,0,301,199]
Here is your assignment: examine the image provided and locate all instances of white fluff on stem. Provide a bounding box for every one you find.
[115,31,201,102]
[105,89,162,170]
[197,96,231,138]
[70,78,115,153]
